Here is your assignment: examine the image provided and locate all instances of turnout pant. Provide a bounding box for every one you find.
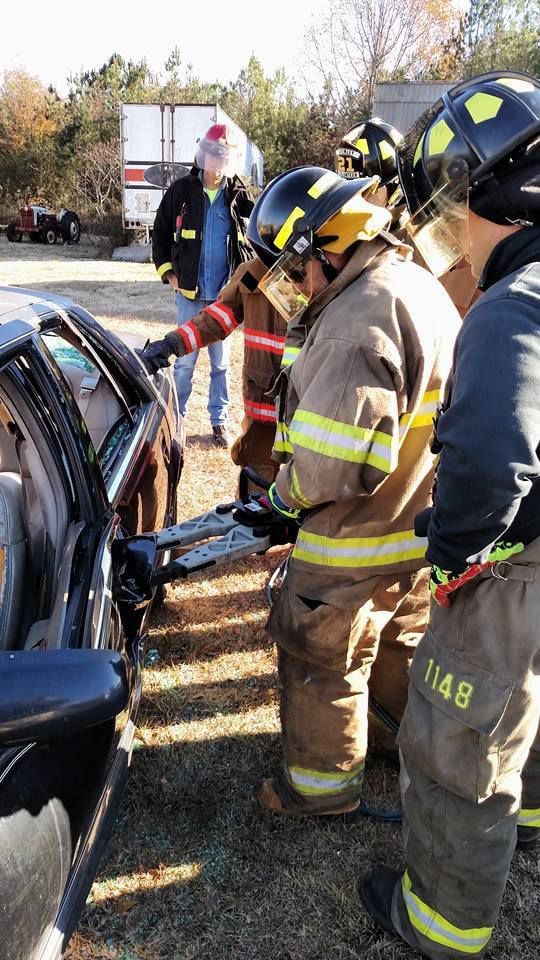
[392,537,540,959]
[266,564,429,813]
[230,417,280,492]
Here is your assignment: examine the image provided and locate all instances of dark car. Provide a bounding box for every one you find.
[0,286,183,960]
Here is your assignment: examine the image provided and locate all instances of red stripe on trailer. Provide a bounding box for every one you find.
[125,168,146,182]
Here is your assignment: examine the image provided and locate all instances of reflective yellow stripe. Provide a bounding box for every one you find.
[181,228,196,239]
[157,261,173,279]
[281,346,301,367]
[465,92,503,124]
[354,137,369,155]
[179,287,196,300]
[287,762,364,796]
[379,140,394,162]
[274,206,306,250]
[294,529,427,568]
[399,388,441,437]
[308,171,339,199]
[289,409,396,473]
[289,465,314,508]
[402,872,492,954]
[413,133,425,167]
[518,807,540,828]
[428,119,455,157]
[273,421,293,454]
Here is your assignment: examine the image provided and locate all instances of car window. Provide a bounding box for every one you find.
[41,330,133,468]
[0,360,73,652]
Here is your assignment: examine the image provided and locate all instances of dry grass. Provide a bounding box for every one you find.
[1,238,538,960]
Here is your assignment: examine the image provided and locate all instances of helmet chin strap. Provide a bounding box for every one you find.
[315,249,339,283]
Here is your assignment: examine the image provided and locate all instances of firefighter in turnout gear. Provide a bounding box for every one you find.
[247,165,461,817]
[274,120,406,464]
[140,257,286,485]
[275,117,474,446]
[360,71,540,958]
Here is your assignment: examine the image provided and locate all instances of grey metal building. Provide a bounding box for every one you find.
[373,82,457,133]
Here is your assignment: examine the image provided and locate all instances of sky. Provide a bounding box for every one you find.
[2,0,327,96]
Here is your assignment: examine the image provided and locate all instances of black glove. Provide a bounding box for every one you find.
[138,333,183,374]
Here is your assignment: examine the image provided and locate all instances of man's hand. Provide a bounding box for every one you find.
[138,333,185,374]
[430,540,524,607]
[165,272,179,291]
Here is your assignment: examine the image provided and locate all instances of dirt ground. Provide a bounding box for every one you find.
[0,237,538,960]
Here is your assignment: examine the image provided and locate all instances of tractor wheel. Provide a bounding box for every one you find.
[6,223,22,242]
[41,224,57,245]
[60,211,81,244]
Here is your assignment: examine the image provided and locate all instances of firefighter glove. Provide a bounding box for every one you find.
[138,333,185,374]
[267,483,305,522]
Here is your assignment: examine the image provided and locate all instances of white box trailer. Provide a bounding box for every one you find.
[120,103,264,231]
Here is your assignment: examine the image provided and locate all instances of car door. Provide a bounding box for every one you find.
[41,304,181,529]
[0,322,149,960]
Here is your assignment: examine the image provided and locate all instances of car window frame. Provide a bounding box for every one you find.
[38,308,167,506]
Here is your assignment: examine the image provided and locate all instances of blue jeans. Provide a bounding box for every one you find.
[175,294,231,426]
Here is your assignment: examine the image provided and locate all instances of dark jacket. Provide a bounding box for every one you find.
[152,168,254,299]
[425,228,540,571]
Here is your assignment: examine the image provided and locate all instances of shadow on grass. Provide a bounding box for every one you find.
[77,735,410,960]
[138,672,278,725]
[72,731,532,960]
[147,590,274,662]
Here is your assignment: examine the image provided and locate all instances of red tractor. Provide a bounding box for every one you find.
[6,206,81,245]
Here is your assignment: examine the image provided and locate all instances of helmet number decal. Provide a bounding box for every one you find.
[336,155,355,175]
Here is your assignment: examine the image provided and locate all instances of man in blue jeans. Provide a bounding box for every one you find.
[152,124,255,446]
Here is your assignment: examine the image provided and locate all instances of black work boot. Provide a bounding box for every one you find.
[358,864,401,934]
[212,424,230,448]
[517,825,540,851]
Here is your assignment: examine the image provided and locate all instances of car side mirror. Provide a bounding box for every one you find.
[0,649,129,746]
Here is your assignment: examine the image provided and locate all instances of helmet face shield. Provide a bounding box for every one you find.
[258,237,313,323]
[195,140,238,177]
[258,262,312,323]
[195,125,239,178]
[402,173,469,277]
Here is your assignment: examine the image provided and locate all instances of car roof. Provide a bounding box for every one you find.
[0,286,77,344]
[0,285,75,322]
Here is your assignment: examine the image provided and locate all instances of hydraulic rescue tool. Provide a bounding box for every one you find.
[111,469,401,823]
[112,486,294,606]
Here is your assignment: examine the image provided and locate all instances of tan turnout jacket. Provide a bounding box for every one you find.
[169,258,286,423]
[275,235,461,582]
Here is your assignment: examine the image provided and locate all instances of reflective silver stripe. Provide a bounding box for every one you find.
[244,332,285,349]
[292,418,391,461]
[288,763,364,795]
[244,401,277,421]
[296,536,426,559]
[281,346,301,367]
[518,807,540,827]
[205,302,237,331]
[402,874,492,952]
[180,323,199,351]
